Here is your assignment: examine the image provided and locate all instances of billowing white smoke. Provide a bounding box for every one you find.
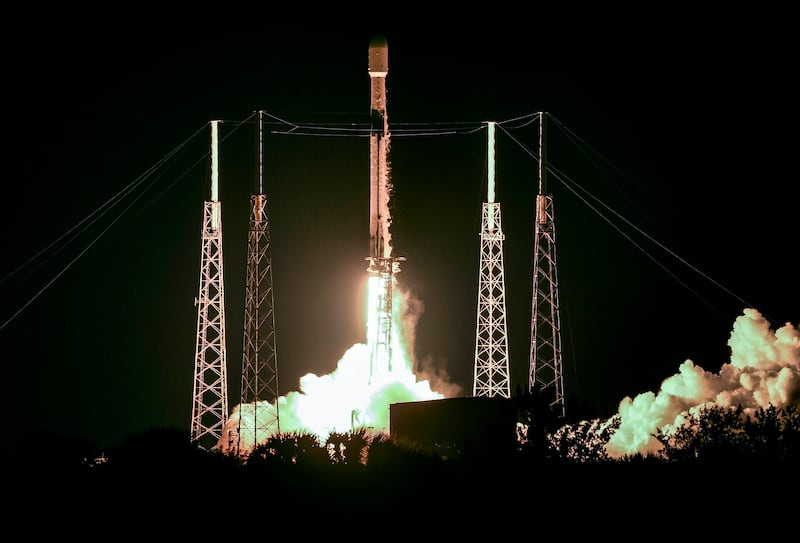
[219,282,449,454]
[605,308,800,458]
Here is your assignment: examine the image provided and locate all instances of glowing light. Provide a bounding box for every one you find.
[487,121,495,229]
[220,280,447,455]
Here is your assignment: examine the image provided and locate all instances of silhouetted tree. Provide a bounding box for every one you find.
[654,403,800,465]
[546,414,620,463]
[325,427,374,467]
[747,404,800,463]
[515,386,571,462]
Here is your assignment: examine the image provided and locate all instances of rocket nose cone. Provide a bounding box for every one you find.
[368,34,388,74]
[369,34,387,49]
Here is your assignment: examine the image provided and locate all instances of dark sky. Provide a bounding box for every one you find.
[3,12,796,452]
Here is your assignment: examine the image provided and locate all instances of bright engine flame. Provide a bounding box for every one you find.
[220,278,449,455]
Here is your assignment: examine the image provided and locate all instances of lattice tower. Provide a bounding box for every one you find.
[236,111,280,454]
[473,121,511,398]
[190,120,230,450]
[528,112,565,416]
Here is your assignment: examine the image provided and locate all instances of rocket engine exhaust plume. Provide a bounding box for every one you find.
[220,283,451,454]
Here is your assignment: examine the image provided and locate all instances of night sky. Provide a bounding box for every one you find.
[3,12,796,452]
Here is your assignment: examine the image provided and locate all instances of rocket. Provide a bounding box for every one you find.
[365,35,403,381]
[367,34,392,274]
[365,34,402,380]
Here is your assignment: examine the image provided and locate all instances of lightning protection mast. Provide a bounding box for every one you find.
[473,121,510,398]
[529,111,565,417]
[190,120,230,451]
[236,110,280,455]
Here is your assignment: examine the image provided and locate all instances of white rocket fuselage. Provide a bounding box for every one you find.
[368,36,390,270]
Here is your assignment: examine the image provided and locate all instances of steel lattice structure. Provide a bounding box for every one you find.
[190,121,229,451]
[368,263,394,380]
[473,122,510,398]
[528,112,565,416]
[473,205,511,397]
[236,192,280,454]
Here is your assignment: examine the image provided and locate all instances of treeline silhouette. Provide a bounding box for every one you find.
[4,403,799,533]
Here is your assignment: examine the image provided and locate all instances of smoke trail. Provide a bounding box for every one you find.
[604,308,800,458]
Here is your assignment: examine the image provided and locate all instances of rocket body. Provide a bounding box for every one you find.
[368,35,391,271]
[365,35,402,382]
